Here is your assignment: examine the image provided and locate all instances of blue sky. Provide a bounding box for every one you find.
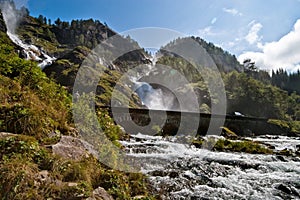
[17,0,300,72]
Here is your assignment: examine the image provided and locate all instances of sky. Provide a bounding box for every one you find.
[13,0,300,72]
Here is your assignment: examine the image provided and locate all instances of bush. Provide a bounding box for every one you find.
[0,75,71,138]
[192,137,273,154]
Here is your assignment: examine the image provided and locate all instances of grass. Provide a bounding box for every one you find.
[0,135,156,199]
[0,30,157,199]
[0,74,71,139]
[192,137,273,154]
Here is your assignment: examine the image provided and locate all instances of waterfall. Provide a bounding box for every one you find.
[134,82,170,110]
[1,2,56,69]
[132,53,176,110]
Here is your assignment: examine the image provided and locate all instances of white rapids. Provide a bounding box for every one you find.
[120,133,300,200]
[6,31,56,69]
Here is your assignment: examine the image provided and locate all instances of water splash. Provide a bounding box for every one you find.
[121,133,300,199]
[0,1,20,34]
[132,53,176,110]
[1,1,56,68]
[134,81,173,110]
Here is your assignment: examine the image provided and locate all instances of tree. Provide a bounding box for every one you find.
[62,21,70,29]
[243,59,257,72]
[43,17,47,25]
[71,20,77,29]
[54,18,62,27]
[37,15,44,24]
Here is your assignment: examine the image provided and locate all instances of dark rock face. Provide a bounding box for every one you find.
[0,12,7,33]
[43,46,91,91]
[51,20,116,48]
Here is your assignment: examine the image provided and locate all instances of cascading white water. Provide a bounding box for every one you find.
[120,134,300,199]
[134,81,176,110]
[133,54,176,110]
[1,2,56,69]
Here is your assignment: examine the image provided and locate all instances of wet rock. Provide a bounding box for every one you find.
[263,143,276,150]
[276,183,292,194]
[276,155,287,162]
[168,170,180,178]
[278,148,293,157]
[296,145,300,156]
[149,170,168,177]
[205,157,260,170]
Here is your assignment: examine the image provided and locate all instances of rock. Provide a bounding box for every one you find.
[276,183,292,194]
[86,187,114,200]
[278,148,293,157]
[150,170,168,177]
[220,127,238,139]
[132,195,147,199]
[0,132,17,138]
[52,136,97,160]
[67,182,78,187]
[276,155,287,162]
[168,170,180,178]
[0,13,7,32]
[38,170,50,182]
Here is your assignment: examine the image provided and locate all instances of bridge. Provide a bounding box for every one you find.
[99,106,288,137]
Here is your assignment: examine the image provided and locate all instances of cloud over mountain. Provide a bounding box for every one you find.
[239,19,300,72]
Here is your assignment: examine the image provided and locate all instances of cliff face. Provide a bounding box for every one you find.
[50,19,116,47]
[0,12,7,32]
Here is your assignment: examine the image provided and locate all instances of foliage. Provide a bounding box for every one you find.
[192,137,273,154]
[0,24,156,198]
[224,71,289,119]
[214,139,273,154]
[0,135,154,199]
[0,53,71,138]
[272,69,300,95]
[159,36,243,73]
[268,119,300,133]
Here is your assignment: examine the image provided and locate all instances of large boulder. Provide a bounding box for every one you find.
[52,135,98,160]
[86,187,114,200]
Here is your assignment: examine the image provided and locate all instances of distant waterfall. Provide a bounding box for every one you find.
[132,54,176,110]
[1,2,56,69]
[134,82,172,110]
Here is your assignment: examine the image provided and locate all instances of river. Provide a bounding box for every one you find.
[121,134,300,199]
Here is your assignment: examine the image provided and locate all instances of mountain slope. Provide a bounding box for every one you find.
[0,6,156,199]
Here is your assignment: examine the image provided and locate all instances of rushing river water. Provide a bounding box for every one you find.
[121,134,300,199]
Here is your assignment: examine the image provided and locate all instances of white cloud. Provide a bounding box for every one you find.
[223,8,242,16]
[211,17,217,25]
[245,21,263,45]
[238,19,300,72]
[198,26,215,37]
